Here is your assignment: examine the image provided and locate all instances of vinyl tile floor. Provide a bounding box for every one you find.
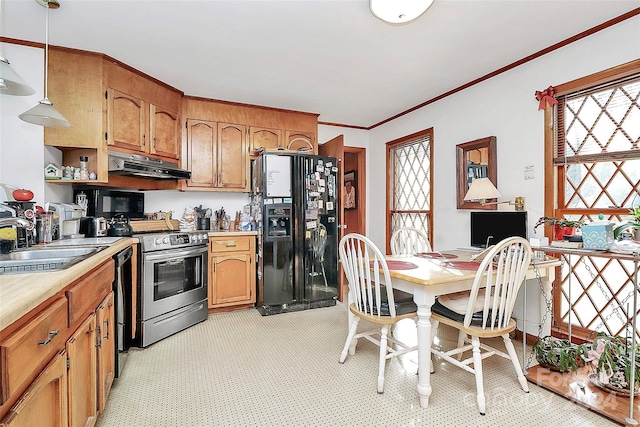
[96,302,616,427]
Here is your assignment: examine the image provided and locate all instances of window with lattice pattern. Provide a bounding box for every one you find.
[550,65,640,341]
[386,129,433,253]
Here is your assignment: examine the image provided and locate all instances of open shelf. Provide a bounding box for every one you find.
[526,364,640,425]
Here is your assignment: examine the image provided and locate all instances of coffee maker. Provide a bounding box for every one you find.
[48,203,84,239]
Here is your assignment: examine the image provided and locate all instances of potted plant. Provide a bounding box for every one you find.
[534,217,585,241]
[613,207,640,241]
[533,336,588,372]
[585,333,640,393]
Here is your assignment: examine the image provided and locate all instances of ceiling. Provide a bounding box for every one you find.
[1,0,639,128]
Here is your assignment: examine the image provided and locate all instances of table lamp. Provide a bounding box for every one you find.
[464,178,525,211]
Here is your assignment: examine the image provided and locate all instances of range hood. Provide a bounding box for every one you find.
[108,151,191,180]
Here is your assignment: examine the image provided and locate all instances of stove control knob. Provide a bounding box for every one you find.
[154,237,163,245]
[163,237,170,244]
[200,233,207,240]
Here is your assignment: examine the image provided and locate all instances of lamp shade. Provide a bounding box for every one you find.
[370,0,435,24]
[464,178,502,201]
[0,56,36,96]
[19,98,70,128]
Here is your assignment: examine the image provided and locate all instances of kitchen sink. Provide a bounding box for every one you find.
[0,246,106,275]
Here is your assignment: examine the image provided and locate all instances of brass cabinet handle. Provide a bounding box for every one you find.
[103,318,109,340]
[38,329,59,346]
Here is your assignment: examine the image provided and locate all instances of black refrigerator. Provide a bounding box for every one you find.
[251,152,339,315]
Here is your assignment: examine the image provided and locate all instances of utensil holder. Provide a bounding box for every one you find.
[197,217,211,230]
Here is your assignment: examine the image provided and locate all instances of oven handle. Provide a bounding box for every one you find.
[144,246,208,262]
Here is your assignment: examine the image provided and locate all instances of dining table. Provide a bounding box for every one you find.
[352,249,561,409]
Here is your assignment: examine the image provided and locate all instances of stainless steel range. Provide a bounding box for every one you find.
[137,231,209,347]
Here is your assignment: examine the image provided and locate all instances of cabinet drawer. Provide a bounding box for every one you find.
[209,237,251,253]
[66,259,114,327]
[0,298,68,404]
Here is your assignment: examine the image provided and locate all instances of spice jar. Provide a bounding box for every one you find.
[80,156,89,180]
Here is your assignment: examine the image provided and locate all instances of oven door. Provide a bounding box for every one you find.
[141,246,208,320]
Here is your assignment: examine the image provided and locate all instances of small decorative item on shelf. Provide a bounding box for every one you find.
[614,207,640,242]
[533,336,588,372]
[44,162,62,180]
[585,333,640,395]
[534,216,585,241]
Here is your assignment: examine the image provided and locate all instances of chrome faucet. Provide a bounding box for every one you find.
[0,217,30,228]
[0,218,32,250]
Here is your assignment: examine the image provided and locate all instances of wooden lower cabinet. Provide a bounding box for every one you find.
[209,235,256,308]
[67,314,98,427]
[0,257,121,427]
[95,292,115,413]
[0,350,68,427]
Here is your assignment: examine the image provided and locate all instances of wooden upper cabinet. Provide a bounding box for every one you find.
[218,123,248,190]
[249,127,283,153]
[150,105,180,159]
[185,119,217,188]
[107,88,146,153]
[285,130,316,152]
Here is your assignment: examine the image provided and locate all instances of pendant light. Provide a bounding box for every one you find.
[370,0,435,24]
[0,0,36,95]
[19,0,70,128]
[0,54,36,95]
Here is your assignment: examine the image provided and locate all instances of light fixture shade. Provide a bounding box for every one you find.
[464,178,502,201]
[0,56,36,96]
[370,0,435,24]
[19,98,70,128]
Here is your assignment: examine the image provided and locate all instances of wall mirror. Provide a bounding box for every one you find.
[456,136,497,209]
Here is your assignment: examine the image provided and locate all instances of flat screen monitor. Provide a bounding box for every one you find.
[470,211,528,248]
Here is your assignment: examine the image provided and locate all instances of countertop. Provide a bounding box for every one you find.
[208,230,258,237]
[0,237,138,331]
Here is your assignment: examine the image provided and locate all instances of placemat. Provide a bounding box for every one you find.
[441,261,482,271]
[415,252,458,259]
[370,260,419,270]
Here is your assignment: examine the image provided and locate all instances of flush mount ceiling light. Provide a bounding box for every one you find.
[19,0,70,128]
[370,0,435,24]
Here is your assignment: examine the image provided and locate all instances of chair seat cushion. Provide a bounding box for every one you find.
[437,290,486,314]
[432,299,487,326]
[371,286,417,316]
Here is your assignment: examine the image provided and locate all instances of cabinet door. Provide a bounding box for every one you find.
[66,314,97,427]
[95,292,115,413]
[107,88,146,153]
[249,127,282,153]
[0,350,68,427]
[217,123,248,190]
[210,253,253,307]
[150,105,180,160]
[186,119,217,188]
[0,298,68,405]
[285,130,315,152]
